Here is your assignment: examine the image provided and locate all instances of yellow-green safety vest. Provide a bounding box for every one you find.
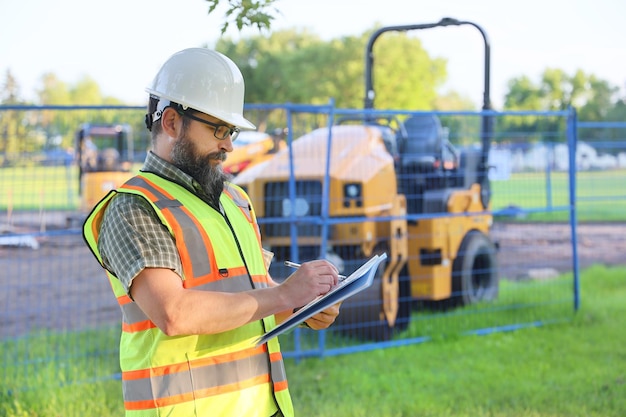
[83,172,294,417]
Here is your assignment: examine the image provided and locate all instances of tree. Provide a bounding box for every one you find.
[0,69,21,105]
[577,76,619,121]
[215,28,446,110]
[500,74,550,142]
[70,76,104,105]
[503,75,543,111]
[213,25,448,138]
[37,73,74,146]
[434,92,480,147]
[504,68,619,114]
[34,74,141,150]
[607,95,626,122]
[500,69,622,144]
[38,73,71,105]
[368,31,447,111]
[579,82,625,150]
[433,91,476,112]
[216,29,326,105]
[205,0,279,34]
[0,69,27,160]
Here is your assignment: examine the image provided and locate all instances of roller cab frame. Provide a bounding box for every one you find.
[363,18,498,312]
[235,18,499,341]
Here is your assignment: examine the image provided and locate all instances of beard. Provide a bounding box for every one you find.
[170,134,232,207]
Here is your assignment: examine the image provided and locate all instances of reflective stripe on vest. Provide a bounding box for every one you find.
[83,172,294,417]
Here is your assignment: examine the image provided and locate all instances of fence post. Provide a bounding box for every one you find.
[567,107,580,311]
[545,143,553,210]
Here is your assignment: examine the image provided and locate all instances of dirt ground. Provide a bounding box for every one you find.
[491,221,626,280]
[1,211,625,338]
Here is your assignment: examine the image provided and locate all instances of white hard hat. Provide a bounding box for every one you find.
[146,48,255,130]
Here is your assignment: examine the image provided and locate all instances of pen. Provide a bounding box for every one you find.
[284,260,347,281]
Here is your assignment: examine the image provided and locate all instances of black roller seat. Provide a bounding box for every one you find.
[398,115,445,215]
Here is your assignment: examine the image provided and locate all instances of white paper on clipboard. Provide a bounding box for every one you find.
[255,253,387,346]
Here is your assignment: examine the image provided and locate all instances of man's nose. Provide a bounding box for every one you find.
[219,136,234,153]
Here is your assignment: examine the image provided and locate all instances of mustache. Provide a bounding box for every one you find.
[208,151,227,162]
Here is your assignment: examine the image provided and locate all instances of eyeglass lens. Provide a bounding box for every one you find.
[178,109,239,141]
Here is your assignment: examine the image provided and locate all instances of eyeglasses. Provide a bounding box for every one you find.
[177,110,240,141]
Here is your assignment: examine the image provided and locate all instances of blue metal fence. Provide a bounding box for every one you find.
[1,104,624,393]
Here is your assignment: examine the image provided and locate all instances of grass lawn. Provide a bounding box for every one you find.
[1,265,624,417]
[490,170,626,222]
[1,167,625,222]
[0,165,80,210]
[288,265,626,417]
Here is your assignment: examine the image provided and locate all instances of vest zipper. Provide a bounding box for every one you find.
[222,209,281,412]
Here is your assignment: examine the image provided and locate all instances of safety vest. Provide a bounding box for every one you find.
[83,172,294,417]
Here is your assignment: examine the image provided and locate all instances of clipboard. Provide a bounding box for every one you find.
[255,253,387,346]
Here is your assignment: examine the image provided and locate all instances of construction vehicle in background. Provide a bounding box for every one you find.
[223,129,285,176]
[75,124,275,212]
[234,18,499,341]
[75,123,135,211]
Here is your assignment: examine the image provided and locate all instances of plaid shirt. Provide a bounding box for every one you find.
[98,151,216,294]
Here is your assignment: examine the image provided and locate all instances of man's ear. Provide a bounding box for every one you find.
[161,107,181,138]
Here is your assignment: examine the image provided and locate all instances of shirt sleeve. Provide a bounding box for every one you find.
[98,192,182,295]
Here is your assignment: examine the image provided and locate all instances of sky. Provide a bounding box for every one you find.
[1,0,625,109]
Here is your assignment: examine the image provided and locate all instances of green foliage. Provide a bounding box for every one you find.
[433,90,477,111]
[500,69,623,144]
[606,98,626,122]
[0,71,144,160]
[216,28,447,110]
[505,75,543,110]
[504,68,619,114]
[370,32,447,110]
[205,0,279,34]
[0,69,21,104]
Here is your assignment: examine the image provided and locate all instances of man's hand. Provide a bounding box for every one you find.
[279,259,340,309]
[303,302,342,330]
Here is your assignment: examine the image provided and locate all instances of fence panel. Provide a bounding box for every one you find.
[256,107,576,358]
[1,105,624,393]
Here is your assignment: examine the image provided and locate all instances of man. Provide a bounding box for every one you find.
[83,48,341,417]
